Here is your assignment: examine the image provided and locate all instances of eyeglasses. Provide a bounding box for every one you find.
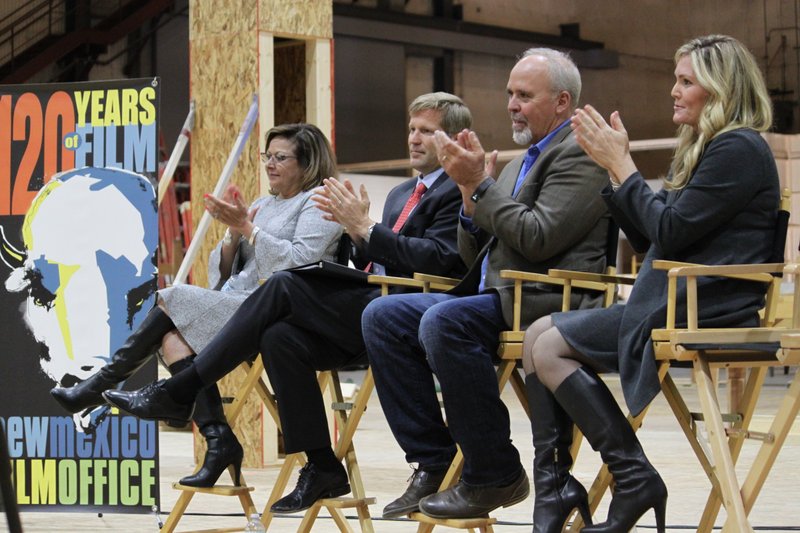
[260,152,297,164]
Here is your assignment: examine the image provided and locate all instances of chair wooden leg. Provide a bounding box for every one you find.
[698,366,765,530]
[327,506,354,532]
[290,369,377,532]
[355,499,376,533]
[297,505,325,532]
[161,482,256,533]
[159,489,194,533]
[416,523,436,533]
[509,369,530,419]
[261,453,303,529]
[161,358,266,533]
[740,368,800,512]
[693,357,753,533]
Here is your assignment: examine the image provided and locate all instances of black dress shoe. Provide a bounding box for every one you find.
[51,373,117,413]
[270,463,350,514]
[102,380,194,426]
[383,468,446,518]
[418,469,530,519]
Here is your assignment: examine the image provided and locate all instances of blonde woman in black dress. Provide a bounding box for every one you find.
[522,35,780,533]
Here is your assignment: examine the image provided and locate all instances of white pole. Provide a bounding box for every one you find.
[172,94,259,285]
[157,100,196,206]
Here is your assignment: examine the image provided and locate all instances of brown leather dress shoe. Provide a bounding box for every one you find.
[383,469,446,518]
[418,469,530,519]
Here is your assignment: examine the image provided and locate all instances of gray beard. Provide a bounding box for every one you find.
[513,128,532,145]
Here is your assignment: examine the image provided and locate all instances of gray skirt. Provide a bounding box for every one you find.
[551,303,625,374]
[158,285,251,353]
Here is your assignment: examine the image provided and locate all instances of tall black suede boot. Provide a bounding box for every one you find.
[553,367,667,533]
[168,357,243,487]
[526,373,592,532]
[50,307,175,413]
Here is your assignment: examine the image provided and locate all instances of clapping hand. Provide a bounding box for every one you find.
[434,129,495,215]
[571,105,637,185]
[204,184,252,235]
[313,178,374,244]
[433,129,488,189]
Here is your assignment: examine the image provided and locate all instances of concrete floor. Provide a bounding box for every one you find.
[10,368,800,532]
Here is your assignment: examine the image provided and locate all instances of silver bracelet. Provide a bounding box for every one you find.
[222,228,233,246]
[248,226,261,246]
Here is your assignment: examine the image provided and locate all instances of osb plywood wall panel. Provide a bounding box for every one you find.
[258,0,332,39]
[190,0,265,468]
[275,42,307,124]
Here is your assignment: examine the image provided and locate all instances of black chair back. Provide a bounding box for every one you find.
[336,233,352,266]
[606,219,620,271]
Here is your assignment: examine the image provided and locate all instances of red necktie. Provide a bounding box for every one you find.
[391,182,427,232]
[364,182,427,272]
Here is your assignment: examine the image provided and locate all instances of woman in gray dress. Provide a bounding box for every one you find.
[51,122,342,487]
[521,35,779,533]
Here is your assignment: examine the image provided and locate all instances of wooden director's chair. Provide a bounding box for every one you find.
[254,271,455,531]
[644,260,800,533]
[544,196,798,532]
[409,222,623,533]
[162,345,377,532]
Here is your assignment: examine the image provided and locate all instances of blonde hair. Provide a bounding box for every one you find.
[264,123,337,195]
[668,34,772,189]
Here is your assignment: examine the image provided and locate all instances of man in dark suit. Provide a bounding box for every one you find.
[103,92,471,512]
[361,48,612,519]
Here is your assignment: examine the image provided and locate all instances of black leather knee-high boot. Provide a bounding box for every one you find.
[553,367,667,533]
[50,307,175,413]
[526,373,591,532]
[168,357,244,487]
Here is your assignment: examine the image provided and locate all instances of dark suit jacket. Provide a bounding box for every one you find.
[352,172,467,278]
[288,171,465,356]
[451,126,611,329]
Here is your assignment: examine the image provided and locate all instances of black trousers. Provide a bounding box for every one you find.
[192,270,379,453]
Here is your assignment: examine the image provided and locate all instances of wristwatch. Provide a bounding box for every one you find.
[470,179,493,203]
[222,229,233,246]
[364,222,377,243]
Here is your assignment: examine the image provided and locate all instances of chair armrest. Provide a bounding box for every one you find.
[654,261,784,283]
[547,269,636,286]
[413,273,460,291]
[413,273,459,285]
[367,275,425,296]
[653,261,786,330]
[784,263,800,276]
[780,332,800,364]
[498,268,625,331]
[500,269,568,285]
[650,260,696,271]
